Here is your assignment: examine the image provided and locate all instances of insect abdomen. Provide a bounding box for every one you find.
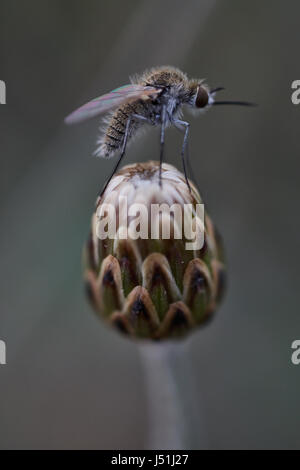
[96,101,149,158]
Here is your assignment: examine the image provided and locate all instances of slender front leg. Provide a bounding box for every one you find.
[159,105,167,188]
[99,117,132,198]
[134,111,166,188]
[132,113,154,125]
[174,124,200,192]
[174,119,191,192]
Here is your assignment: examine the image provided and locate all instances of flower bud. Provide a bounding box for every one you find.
[83,161,225,340]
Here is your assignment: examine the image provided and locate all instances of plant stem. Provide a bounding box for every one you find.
[139,340,205,450]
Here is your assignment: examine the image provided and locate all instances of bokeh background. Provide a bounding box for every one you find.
[0,0,300,449]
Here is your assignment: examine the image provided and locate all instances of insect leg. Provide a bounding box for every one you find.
[173,124,201,192]
[133,112,165,187]
[174,119,191,192]
[132,113,153,124]
[159,105,167,187]
[99,117,132,198]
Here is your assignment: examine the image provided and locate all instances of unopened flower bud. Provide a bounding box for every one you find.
[83,161,225,340]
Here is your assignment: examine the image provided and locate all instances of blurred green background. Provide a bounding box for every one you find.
[0,0,299,449]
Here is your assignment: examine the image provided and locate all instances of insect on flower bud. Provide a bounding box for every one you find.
[83,161,225,340]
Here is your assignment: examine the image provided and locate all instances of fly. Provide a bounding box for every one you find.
[65,66,255,196]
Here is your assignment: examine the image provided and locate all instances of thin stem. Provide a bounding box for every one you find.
[139,342,186,449]
[139,340,206,450]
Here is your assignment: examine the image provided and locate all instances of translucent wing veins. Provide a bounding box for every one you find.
[65,84,161,125]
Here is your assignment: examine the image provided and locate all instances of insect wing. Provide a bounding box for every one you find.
[65,85,160,124]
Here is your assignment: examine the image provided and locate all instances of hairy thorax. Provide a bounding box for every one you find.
[97,66,192,158]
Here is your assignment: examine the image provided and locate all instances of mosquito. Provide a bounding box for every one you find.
[65,66,254,196]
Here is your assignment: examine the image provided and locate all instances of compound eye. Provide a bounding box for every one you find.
[196,86,209,108]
